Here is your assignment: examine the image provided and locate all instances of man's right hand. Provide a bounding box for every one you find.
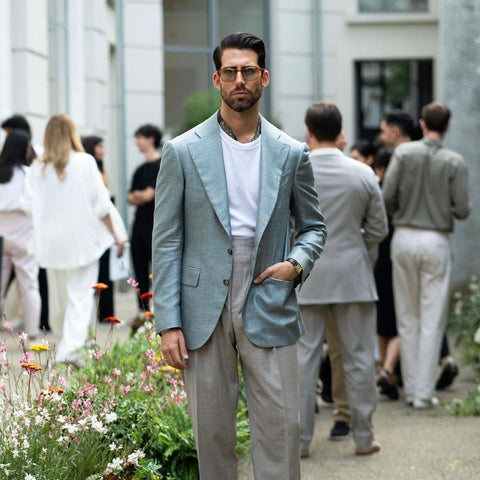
[160,328,189,370]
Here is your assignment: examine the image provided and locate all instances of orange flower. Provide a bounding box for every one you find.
[104,316,122,324]
[140,292,153,301]
[92,283,109,293]
[21,362,42,373]
[143,311,155,319]
[48,386,64,394]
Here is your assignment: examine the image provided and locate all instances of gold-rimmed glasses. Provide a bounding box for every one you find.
[217,66,264,82]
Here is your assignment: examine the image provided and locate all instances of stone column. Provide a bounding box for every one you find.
[11,0,50,145]
[439,0,480,286]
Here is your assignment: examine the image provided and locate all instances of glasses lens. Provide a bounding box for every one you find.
[243,67,259,81]
[220,68,236,82]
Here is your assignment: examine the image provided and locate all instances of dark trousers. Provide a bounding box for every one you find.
[97,248,114,320]
[39,268,50,331]
[131,219,152,310]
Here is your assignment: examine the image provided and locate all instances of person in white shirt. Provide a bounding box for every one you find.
[0,130,41,339]
[30,115,125,366]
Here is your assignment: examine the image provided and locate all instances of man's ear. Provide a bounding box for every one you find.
[212,72,221,91]
[261,69,270,88]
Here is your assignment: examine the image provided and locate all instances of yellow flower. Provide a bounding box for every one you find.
[160,365,178,374]
[29,344,50,352]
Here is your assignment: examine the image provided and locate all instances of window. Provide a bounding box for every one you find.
[163,0,269,134]
[355,59,433,140]
[359,0,428,12]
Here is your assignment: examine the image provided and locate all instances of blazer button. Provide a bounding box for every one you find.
[223,279,230,286]
[227,248,233,255]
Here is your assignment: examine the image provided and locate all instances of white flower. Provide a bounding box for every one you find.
[474,327,480,345]
[105,457,124,474]
[126,449,145,466]
[91,418,106,434]
[64,423,79,435]
[105,412,118,424]
[57,415,66,424]
[25,475,36,480]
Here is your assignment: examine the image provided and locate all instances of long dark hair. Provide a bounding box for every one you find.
[81,135,104,173]
[0,130,30,183]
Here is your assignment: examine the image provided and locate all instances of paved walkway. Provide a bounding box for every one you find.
[2,286,480,479]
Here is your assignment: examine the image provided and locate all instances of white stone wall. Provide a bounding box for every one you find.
[122,0,164,210]
[9,0,50,146]
[270,0,315,141]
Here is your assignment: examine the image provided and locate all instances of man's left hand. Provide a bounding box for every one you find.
[253,261,298,284]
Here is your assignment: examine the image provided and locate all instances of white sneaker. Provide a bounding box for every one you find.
[412,397,438,410]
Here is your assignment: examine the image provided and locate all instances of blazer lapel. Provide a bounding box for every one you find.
[188,116,231,236]
[254,118,289,250]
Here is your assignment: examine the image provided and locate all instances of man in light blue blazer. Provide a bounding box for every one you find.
[152,33,326,479]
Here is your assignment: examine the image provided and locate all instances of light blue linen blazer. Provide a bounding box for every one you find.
[152,113,326,350]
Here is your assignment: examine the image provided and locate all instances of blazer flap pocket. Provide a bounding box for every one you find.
[181,266,200,287]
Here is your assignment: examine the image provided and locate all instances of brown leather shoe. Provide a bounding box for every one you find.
[355,440,381,456]
[300,450,310,459]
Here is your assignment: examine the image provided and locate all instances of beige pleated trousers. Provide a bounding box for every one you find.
[298,303,377,452]
[184,237,301,480]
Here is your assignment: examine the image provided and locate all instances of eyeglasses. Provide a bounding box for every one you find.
[217,66,264,82]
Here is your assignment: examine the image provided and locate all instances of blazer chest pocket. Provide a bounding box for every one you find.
[181,266,200,287]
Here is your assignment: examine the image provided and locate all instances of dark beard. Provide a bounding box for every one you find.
[221,87,262,113]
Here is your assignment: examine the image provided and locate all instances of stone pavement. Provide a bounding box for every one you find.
[2,285,480,479]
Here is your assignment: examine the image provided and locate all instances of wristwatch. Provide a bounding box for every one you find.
[286,258,303,276]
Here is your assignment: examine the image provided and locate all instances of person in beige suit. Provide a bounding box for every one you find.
[297,102,388,458]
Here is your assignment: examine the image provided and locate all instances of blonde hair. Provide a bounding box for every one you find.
[43,114,84,180]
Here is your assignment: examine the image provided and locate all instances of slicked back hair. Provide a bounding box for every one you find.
[421,102,451,133]
[305,102,342,143]
[213,32,266,70]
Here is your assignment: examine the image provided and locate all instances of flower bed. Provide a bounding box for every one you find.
[448,276,480,415]
[0,316,250,479]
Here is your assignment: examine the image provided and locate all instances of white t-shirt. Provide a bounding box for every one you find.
[30,151,113,269]
[220,129,261,237]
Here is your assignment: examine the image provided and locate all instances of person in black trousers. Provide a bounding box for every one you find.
[128,124,162,315]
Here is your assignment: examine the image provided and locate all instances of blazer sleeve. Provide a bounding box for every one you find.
[362,175,388,250]
[287,143,327,281]
[382,149,401,215]
[152,141,185,333]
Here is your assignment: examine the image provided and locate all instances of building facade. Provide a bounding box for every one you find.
[1,0,479,283]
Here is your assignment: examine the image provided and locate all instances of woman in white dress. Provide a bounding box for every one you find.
[30,115,124,365]
[0,130,41,339]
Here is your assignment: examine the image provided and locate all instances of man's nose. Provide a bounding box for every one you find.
[235,70,245,84]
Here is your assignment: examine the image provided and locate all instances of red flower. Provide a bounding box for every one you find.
[92,283,109,293]
[104,316,121,324]
[140,292,153,301]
